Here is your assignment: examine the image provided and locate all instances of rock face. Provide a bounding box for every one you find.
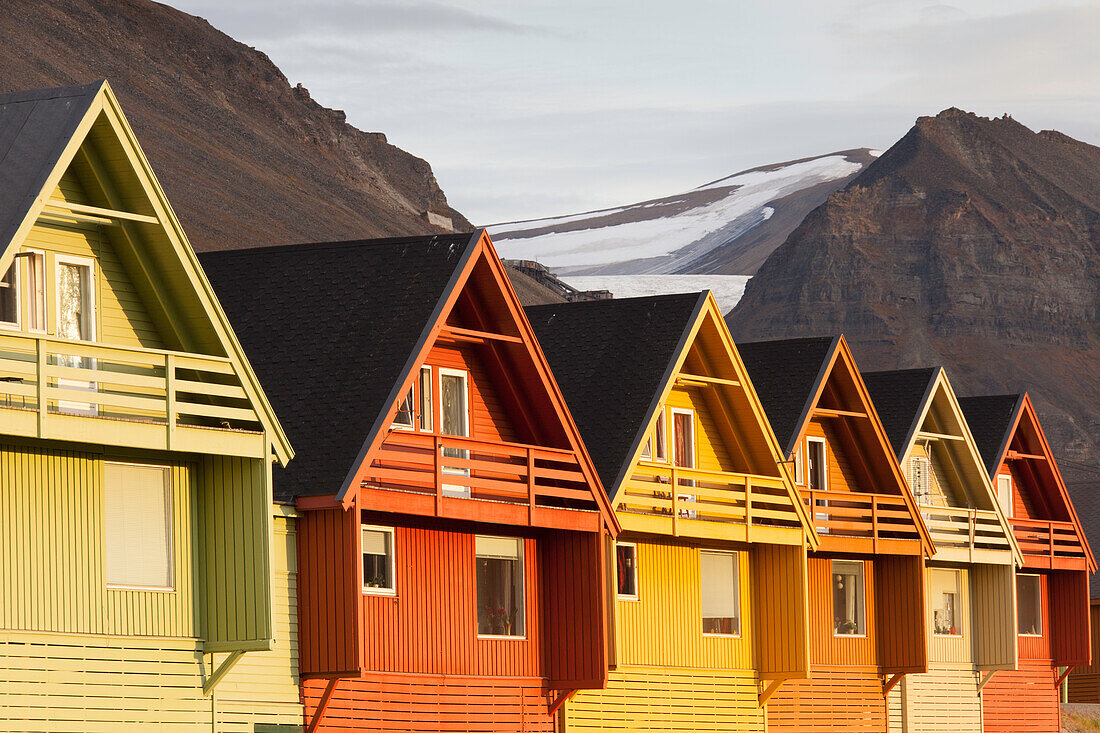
[0,0,470,251]
[727,108,1100,485]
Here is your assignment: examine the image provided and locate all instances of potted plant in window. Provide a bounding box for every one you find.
[834,616,858,634]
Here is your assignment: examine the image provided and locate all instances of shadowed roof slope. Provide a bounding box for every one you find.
[958,394,1023,476]
[862,368,938,459]
[525,293,705,497]
[0,81,101,257]
[735,336,836,457]
[200,233,473,502]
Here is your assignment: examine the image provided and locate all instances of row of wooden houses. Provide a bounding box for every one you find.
[0,80,1095,732]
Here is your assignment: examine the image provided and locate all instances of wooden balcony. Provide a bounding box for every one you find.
[802,488,924,555]
[1012,517,1088,570]
[615,463,806,545]
[919,505,1014,563]
[0,333,266,458]
[359,431,602,531]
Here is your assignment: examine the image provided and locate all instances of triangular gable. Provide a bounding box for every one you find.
[340,230,619,532]
[0,80,291,463]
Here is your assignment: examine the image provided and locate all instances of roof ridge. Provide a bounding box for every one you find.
[0,80,105,106]
[197,232,474,260]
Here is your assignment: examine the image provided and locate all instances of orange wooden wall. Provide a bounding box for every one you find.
[427,342,518,444]
[1050,569,1090,666]
[875,554,927,673]
[298,504,362,677]
[982,660,1060,733]
[539,530,607,688]
[807,556,877,667]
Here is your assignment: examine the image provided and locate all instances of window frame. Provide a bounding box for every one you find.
[700,549,741,638]
[807,436,828,492]
[361,524,397,596]
[0,258,20,330]
[25,250,46,334]
[475,534,527,639]
[616,542,639,601]
[930,568,962,637]
[103,461,174,592]
[831,558,866,637]
[997,473,1014,519]
[1017,573,1043,637]
[391,385,415,430]
[669,407,696,470]
[54,253,97,343]
[793,441,805,485]
[418,365,433,431]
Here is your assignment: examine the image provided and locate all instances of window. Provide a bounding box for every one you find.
[476,535,525,637]
[910,456,933,506]
[0,262,18,327]
[440,369,471,497]
[104,463,173,590]
[392,386,414,429]
[931,569,961,636]
[56,257,95,342]
[701,551,740,635]
[418,366,432,431]
[393,366,434,431]
[793,444,805,485]
[807,437,827,491]
[832,559,865,635]
[616,543,638,600]
[26,252,45,332]
[997,474,1014,518]
[362,525,396,594]
[640,409,666,462]
[1017,574,1042,636]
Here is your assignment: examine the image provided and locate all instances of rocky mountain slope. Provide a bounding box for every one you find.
[490,149,877,275]
[726,109,1100,486]
[0,0,470,251]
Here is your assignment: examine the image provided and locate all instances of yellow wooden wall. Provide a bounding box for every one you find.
[660,386,735,473]
[970,563,1018,670]
[752,543,808,678]
[616,540,753,670]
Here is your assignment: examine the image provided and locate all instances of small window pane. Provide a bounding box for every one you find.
[654,413,666,462]
[1018,574,1042,635]
[392,387,414,428]
[640,436,652,460]
[997,475,1014,518]
[616,544,638,599]
[27,253,45,332]
[418,367,432,431]
[0,263,17,326]
[476,535,525,636]
[932,569,960,635]
[362,527,395,593]
[808,439,827,491]
[794,446,804,485]
[701,551,739,635]
[832,560,865,635]
[105,463,172,589]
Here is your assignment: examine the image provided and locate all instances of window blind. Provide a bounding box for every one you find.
[104,463,172,589]
[476,535,522,560]
[362,528,390,555]
[700,551,737,618]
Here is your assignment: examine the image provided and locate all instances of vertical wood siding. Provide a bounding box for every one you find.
[807,556,877,667]
[541,530,606,688]
[887,668,982,733]
[971,563,1017,669]
[615,540,753,670]
[1019,573,1054,661]
[766,668,886,733]
[752,543,808,678]
[563,667,763,732]
[1050,568,1090,666]
[428,342,518,444]
[0,442,194,637]
[196,455,272,645]
[876,555,928,673]
[981,658,1061,733]
[298,505,361,676]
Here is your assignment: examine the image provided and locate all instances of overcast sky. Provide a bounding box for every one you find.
[166,0,1100,225]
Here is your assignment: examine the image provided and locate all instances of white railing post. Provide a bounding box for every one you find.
[165,353,176,450]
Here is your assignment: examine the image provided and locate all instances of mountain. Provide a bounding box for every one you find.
[489,149,878,276]
[0,0,470,252]
[726,108,1100,488]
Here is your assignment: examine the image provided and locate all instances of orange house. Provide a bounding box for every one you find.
[960,393,1094,733]
[200,231,619,732]
[738,336,934,733]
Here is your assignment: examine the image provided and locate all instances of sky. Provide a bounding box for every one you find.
[166,0,1100,225]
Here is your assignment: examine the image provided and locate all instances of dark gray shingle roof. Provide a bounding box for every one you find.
[957,394,1022,476]
[862,368,938,459]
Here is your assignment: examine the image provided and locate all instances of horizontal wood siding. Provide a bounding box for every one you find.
[982,658,1060,733]
[563,667,763,732]
[766,668,886,732]
[876,555,927,673]
[1068,604,1100,701]
[428,342,517,444]
[887,668,982,733]
[196,455,272,646]
[541,530,606,688]
[664,386,734,473]
[1050,569,1091,666]
[971,563,1017,669]
[804,419,859,494]
[360,524,541,678]
[302,673,554,732]
[1019,572,1053,661]
[616,540,753,670]
[0,442,194,637]
[807,556,877,668]
[298,505,361,677]
[752,543,808,678]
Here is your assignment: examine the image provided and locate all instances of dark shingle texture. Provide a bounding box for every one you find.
[862,368,938,459]
[199,234,473,503]
[736,336,837,457]
[525,293,703,498]
[0,82,101,258]
[957,394,1022,476]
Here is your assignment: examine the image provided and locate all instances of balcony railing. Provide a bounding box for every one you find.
[361,431,600,515]
[616,463,804,540]
[0,333,264,457]
[802,488,924,552]
[919,505,1013,559]
[1012,517,1087,568]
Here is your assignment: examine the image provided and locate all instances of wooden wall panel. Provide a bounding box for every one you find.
[804,420,860,494]
[1068,604,1100,700]
[1018,573,1053,661]
[541,530,606,688]
[767,668,886,733]
[302,673,555,732]
[970,563,1017,669]
[981,658,1060,733]
[807,556,877,668]
[616,540,753,670]
[428,342,518,445]
[1049,568,1090,666]
[298,505,361,677]
[752,543,808,678]
[664,386,735,473]
[563,667,763,732]
[876,555,927,673]
[887,668,982,733]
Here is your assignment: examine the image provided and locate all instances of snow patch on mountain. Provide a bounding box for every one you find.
[564,275,752,314]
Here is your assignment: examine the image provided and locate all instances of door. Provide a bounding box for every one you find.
[55,257,97,415]
[439,368,471,497]
[671,408,696,517]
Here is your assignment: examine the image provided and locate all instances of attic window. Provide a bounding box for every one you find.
[0,263,17,327]
[392,387,414,429]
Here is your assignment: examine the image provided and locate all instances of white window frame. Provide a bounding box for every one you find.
[439,367,471,498]
[418,365,433,432]
[806,436,828,492]
[54,254,97,342]
[475,534,527,639]
[25,250,46,334]
[361,524,397,596]
[831,558,866,637]
[104,461,174,592]
[793,442,805,485]
[931,568,962,637]
[391,385,415,430]
[997,474,1014,519]
[1017,573,1043,637]
[616,542,639,601]
[700,549,741,638]
[0,258,20,330]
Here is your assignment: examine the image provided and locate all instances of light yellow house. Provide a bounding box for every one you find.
[0,81,301,731]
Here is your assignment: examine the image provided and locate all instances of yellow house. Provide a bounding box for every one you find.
[526,292,817,732]
[864,367,1022,732]
[0,82,301,731]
